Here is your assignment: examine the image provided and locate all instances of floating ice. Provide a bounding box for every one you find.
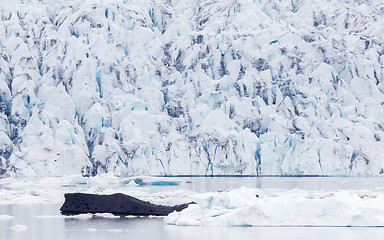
[165,187,384,227]
[93,213,121,219]
[85,228,98,232]
[33,215,65,219]
[121,176,182,186]
[0,175,194,206]
[0,215,14,220]
[11,225,28,231]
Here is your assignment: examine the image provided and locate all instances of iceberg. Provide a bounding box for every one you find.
[165,187,384,227]
[121,176,182,186]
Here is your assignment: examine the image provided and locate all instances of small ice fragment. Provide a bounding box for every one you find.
[34,215,64,218]
[64,214,92,219]
[11,225,28,231]
[127,180,139,187]
[94,213,120,218]
[122,176,181,186]
[0,215,14,220]
[30,189,41,196]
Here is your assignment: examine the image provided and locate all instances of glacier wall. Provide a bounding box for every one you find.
[0,0,384,177]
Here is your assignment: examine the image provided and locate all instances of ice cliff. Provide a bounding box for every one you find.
[0,0,384,177]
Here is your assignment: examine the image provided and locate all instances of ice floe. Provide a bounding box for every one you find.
[165,187,384,227]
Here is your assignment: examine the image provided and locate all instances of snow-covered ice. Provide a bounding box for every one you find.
[165,187,384,227]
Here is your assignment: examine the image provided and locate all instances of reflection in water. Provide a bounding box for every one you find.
[165,225,384,240]
[63,217,167,240]
[4,211,384,240]
[1,177,384,240]
[0,204,65,240]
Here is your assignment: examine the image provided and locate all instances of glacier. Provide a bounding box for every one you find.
[0,0,384,177]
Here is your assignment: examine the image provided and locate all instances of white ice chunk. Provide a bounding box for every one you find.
[11,225,28,231]
[165,187,384,227]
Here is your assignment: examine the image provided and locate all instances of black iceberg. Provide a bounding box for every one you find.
[60,193,191,216]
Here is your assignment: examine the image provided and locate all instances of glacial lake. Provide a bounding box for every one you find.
[1,177,384,240]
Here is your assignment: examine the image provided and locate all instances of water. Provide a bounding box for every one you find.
[173,176,384,192]
[1,177,384,240]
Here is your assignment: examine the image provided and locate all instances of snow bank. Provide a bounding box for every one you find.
[165,187,384,227]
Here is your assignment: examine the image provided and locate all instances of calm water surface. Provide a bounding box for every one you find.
[1,177,384,240]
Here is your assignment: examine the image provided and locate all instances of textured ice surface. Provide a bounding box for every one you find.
[165,187,384,227]
[0,0,384,176]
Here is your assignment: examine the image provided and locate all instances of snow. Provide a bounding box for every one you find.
[0,0,384,177]
[165,187,384,227]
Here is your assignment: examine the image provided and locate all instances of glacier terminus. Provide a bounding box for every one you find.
[0,0,384,177]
